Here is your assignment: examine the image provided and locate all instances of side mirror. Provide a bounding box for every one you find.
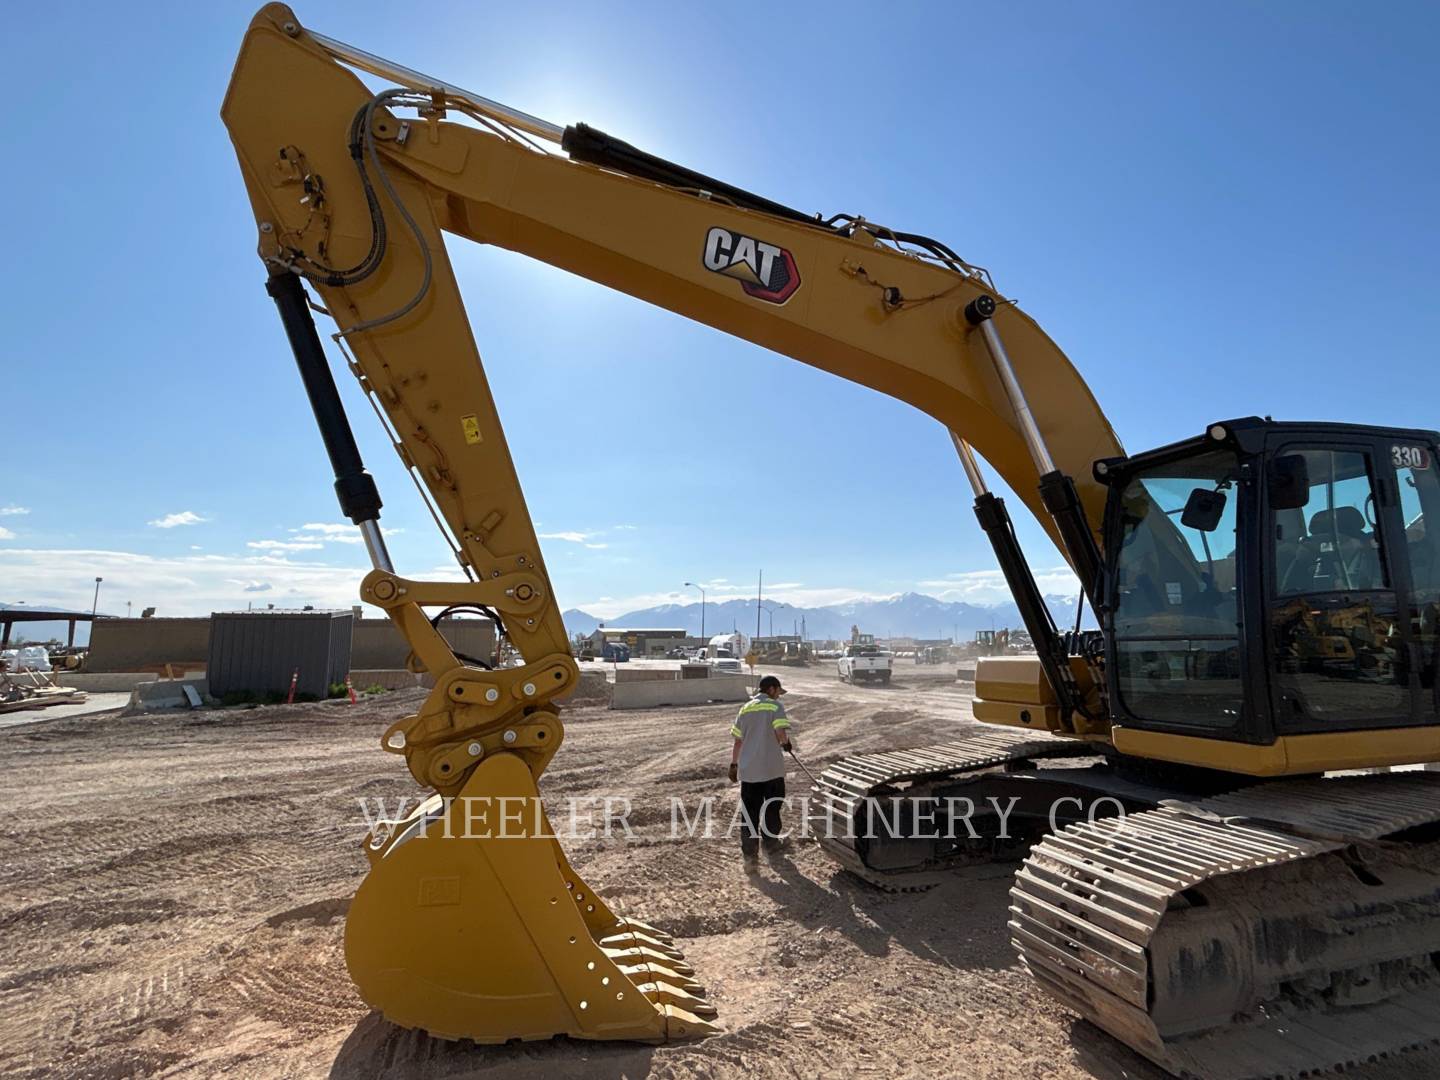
[1181,487,1227,532]
[1269,454,1310,510]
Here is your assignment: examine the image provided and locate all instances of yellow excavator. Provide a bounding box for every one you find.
[222,7,1440,1076]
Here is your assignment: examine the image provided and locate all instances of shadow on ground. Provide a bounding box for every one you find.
[330,1013,658,1080]
[1068,1021,1170,1080]
[747,842,1023,972]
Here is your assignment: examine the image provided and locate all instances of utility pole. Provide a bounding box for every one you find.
[684,581,706,642]
[755,570,762,642]
[91,577,103,621]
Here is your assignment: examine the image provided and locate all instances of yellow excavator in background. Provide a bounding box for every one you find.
[223,7,1440,1076]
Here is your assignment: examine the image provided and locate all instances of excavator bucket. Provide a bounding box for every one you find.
[345,752,718,1042]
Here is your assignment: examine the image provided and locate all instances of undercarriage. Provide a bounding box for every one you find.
[817,733,1440,1078]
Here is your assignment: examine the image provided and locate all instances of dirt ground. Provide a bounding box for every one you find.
[1,662,1433,1079]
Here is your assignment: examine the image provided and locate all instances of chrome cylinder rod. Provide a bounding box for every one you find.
[359,519,395,574]
[977,318,1056,475]
[307,29,565,144]
[949,432,989,497]
[964,297,1056,477]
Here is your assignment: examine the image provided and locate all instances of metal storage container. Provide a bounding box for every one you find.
[208,610,353,700]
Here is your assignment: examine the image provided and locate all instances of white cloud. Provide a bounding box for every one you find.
[190,545,203,551]
[916,565,1079,604]
[573,582,877,620]
[295,522,402,545]
[566,569,1075,621]
[612,524,638,531]
[539,531,607,550]
[247,539,325,552]
[148,511,208,529]
[0,526,14,541]
[0,547,375,617]
[0,506,29,516]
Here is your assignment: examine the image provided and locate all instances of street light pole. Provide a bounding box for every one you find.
[759,601,776,636]
[91,577,103,621]
[683,581,706,641]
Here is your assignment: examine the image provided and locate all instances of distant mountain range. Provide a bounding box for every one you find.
[562,591,1084,642]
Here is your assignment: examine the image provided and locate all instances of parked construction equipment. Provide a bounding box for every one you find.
[224,7,1440,1075]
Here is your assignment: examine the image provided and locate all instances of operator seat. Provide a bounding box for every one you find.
[1308,506,1383,590]
[1274,508,1308,594]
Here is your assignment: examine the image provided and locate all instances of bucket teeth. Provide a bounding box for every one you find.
[617,962,705,995]
[600,929,685,959]
[604,944,696,977]
[635,981,719,1018]
[615,917,674,945]
[661,1004,723,1040]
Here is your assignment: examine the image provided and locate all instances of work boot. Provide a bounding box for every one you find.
[742,850,760,874]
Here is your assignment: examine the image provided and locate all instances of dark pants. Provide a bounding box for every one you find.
[739,776,786,855]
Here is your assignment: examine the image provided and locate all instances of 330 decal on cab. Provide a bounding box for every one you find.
[702,226,801,304]
[1392,444,1432,470]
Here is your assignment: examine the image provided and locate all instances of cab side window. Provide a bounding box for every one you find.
[1270,449,1406,725]
[1396,447,1440,719]
[1277,451,1388,595]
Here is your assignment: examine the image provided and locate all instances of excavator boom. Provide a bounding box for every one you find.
[223,3,1114,1042]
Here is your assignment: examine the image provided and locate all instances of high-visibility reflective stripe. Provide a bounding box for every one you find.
[739,700,779,715]
[772,719,791,729]
[730,726,743,738]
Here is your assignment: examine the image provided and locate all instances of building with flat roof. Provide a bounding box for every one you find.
[586,627,688,658]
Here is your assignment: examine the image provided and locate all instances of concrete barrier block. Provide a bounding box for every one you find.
[62,671,208,693]
[128,679,211,711]
[610,674,750,710]
[613,668,679,683]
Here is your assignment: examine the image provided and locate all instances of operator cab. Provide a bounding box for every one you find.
[1098,417,1440,746]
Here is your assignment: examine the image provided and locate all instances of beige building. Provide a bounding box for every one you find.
[84,612,494,673]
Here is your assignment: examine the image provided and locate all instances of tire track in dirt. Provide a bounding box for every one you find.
[3,666,1437,1080]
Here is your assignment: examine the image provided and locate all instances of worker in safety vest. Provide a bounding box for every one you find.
[728,675,793,869]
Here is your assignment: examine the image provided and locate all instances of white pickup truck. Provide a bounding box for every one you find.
[837,644,892,685]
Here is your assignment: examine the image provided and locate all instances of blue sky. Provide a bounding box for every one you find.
[3,1,1437,634]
